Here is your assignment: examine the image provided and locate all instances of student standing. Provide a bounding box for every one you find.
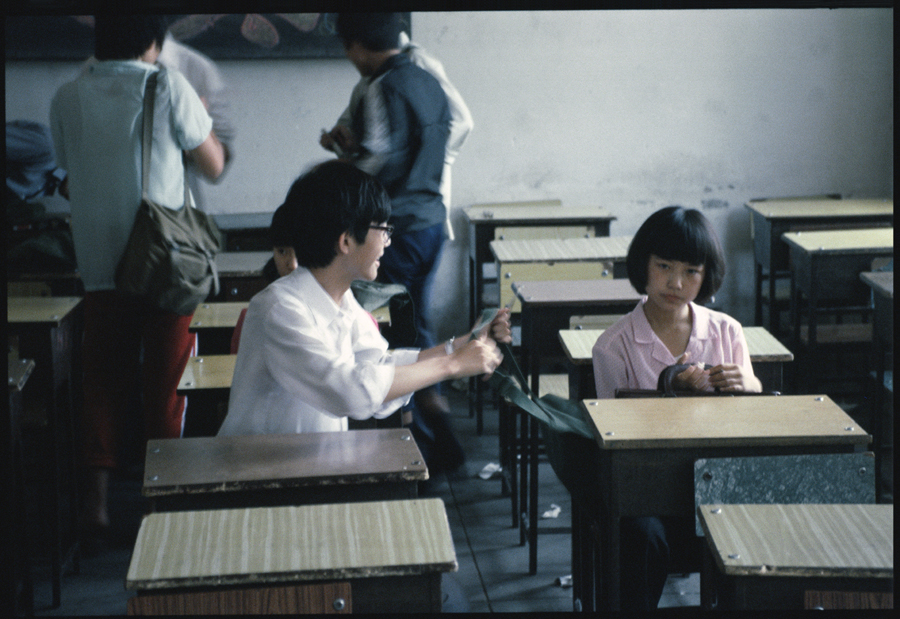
[50,15,225,540]
[324,13,466,474]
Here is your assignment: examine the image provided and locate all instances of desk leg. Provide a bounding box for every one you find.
[468,255,478,421]
[518,408,528,545]
[755,261,763,327]
[528,415,539,575]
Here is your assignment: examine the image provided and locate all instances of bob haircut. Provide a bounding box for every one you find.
[335,12,402,52]
[94,15,168,61]
[277,160,391,269]
[626,206,726,304]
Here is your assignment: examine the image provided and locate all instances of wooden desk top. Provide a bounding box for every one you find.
[741,326,795,362]
[215,251,271,276]
[560,326,793,365]
[745,198,893,220]
[491,235,632,263]
[126,498,457,590]
[781,227,893,254]
[7,295,82,326]
[465,203,614,223]
[143,428,427,497]
[860,270,893,299]
[698,503,892,579]
[190,302,249,330]
[177,355,236,391]
[513,278,640,306]
[583,394,870,450]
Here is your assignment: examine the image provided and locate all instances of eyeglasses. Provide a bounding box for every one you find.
[369,224,394,241]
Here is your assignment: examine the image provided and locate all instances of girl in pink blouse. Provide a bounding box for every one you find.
[591,205,760,610]
[593,206,761,399]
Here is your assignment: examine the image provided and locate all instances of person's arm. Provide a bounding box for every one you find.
[383,307,511,402]
[384,333,501,402]
[187,130,225,180]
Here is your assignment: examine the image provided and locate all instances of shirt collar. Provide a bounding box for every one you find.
[287,267,354,327]
[631,296,711,364]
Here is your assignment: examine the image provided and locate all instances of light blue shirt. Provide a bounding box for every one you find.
[50,60,212,291]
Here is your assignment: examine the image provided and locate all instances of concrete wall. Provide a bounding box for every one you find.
[6,9,893,333]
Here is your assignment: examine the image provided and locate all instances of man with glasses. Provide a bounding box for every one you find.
[217,161,509,437]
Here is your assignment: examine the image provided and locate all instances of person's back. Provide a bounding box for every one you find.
[352,53,450,234]
[51,55,211,291]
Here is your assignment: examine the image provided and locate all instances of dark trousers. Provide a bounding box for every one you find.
[621,515,699,610]
[378,223,464,473]
[377,223,445,350]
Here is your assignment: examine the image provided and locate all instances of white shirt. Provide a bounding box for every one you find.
[218,267,418,436]
[157,33,236,210]
[50,60,212,291]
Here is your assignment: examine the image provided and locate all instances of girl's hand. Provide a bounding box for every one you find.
[673,352,711,391]
[707,364,762,393]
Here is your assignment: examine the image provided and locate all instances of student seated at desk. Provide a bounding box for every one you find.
[591,206,761,610]
[218,161,510,436]
[230,206,385,354]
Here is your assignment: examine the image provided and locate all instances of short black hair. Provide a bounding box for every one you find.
[277,160,391,269]
[94,15,168,61]
[335,13,401,52]
[626,206,726,304]
[269,202,293,248]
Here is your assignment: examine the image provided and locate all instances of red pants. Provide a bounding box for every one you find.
[80,291,195,469]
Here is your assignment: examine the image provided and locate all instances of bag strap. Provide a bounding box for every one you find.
[141,69,192,208]
[490,340,593,439]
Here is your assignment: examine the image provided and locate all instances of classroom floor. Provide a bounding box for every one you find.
[27,384,702,615]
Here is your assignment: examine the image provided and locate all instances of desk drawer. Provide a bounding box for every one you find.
[494,225,594,241]
[498,260,613,311]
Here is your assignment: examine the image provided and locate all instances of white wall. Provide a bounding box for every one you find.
[6,9,893,334]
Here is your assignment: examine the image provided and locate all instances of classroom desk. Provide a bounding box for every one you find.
[514,278,639,397]
[582,394,871,611]
[860,270,893,502]
[744,198,893,334]
[782,228,893,392]
[7,357,36,616]
[559,325,794,401]
[189,302,248,355]
[125,498,457,614]
[7,295,82,609]
[143,428,427,511]
[698,503,893,610]
[463,202,615,324]
[211,251,271,301]
[491,235,632,313]
[177,354,235,437]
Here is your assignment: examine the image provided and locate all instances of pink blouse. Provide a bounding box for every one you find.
[592,297,753,399]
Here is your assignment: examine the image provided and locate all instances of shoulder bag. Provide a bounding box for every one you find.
[115,69,222,315]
